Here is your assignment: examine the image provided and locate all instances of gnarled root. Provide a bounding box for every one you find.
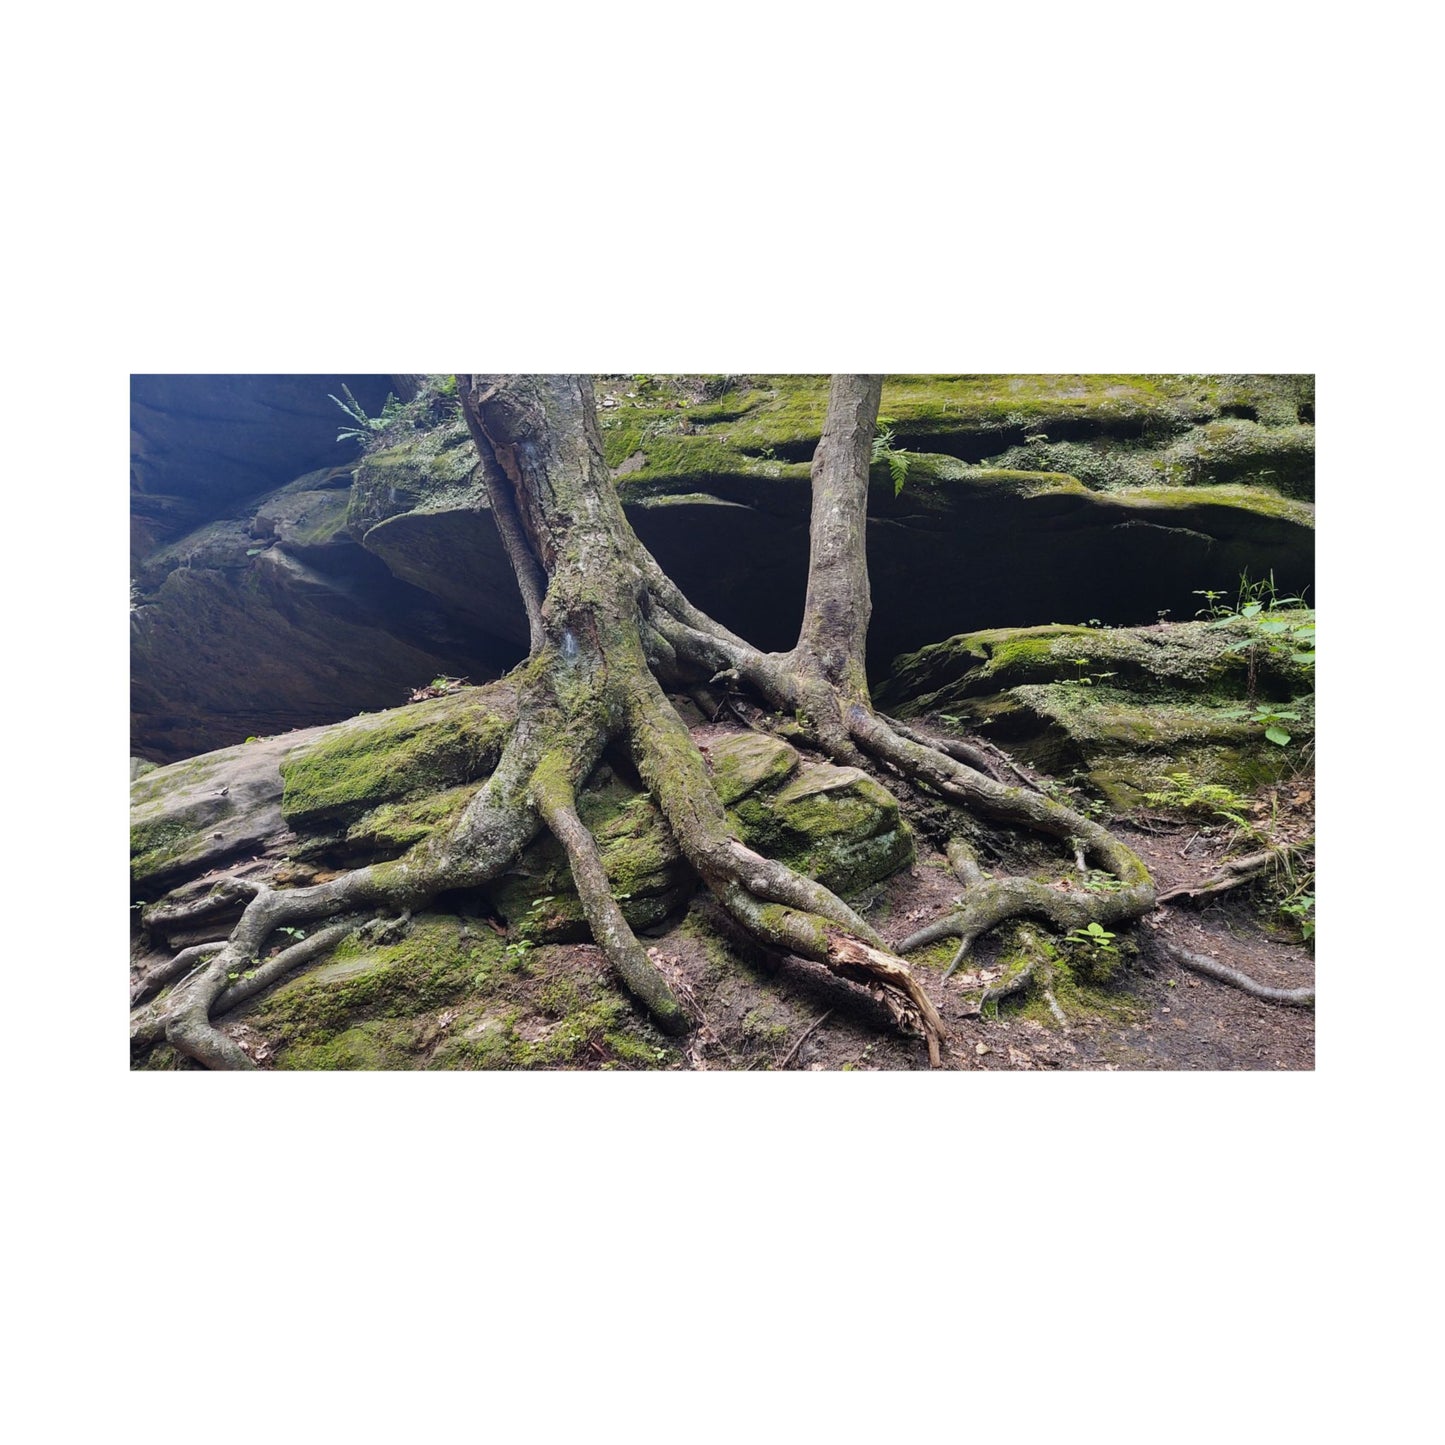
[1148,931,1315,1007]
[1156,844,1310,904]
[859,706,1154,980]
[627,667,948,1064]
[534,776,689,1035]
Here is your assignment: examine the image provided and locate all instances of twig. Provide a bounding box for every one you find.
[777,1009,834,1069]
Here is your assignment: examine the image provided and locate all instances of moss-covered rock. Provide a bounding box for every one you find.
[131,684,518,893]
[1157,420,1316,499]
[877,617,1311,712]
[710,733,914,896]
[878,616,1315,806]
[252,486,354,553]
[131,726,328,891]
[346,413,479,538]
[707,731,798,804]
[489,770,691,941]
[596,373,1312,480]
[248,918,675,1071]
[254,915,498,1066]
[278,682,517,831]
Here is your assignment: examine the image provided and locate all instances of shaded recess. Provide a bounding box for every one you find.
[131,373,1313,763]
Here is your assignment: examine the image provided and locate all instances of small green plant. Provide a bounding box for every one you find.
[1198,570,1314,700]
[1063,920,1121,985]
[1279,890,1315,942]
[873,418,911,495]
[1144,772,1251,829]
[504,938,535,970]
[1065,921,1118,965]
[1220,702,1302,747]
[1080,870,1125,894]
[328,385,402,444]
[277,926,307,942]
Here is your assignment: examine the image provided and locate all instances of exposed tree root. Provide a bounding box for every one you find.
[131,941,224,1007]
[534,774,689,1035]
[1156,844,1310,903]
[1150,933,1315,1007]
[130,373,1163,1071]
[1042,986,1069,1030]
[976,959,1038,1016]
[878,713,1040,791]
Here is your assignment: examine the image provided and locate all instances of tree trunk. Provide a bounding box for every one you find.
[133,373,1163,1070]
[796,373,883,701]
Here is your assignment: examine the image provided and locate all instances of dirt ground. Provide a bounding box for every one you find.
[139,715,1315,1072]
[629,725,1316,1074]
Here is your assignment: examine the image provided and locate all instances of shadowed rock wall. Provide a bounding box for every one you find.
[131,374,1314,762]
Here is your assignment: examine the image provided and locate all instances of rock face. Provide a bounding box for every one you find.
[130,374,397,559]
[131,374,1315,762]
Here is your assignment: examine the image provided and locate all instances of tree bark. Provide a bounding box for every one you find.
[796,374,883,701]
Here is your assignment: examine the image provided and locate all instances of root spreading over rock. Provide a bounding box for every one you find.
[133,375,1176,1069]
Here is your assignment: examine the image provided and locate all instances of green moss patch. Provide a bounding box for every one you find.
[880,616,1314,807]
[257,916,498,1047]
[279,684,515,831]
[341,783,483,857]
[710,734,914,896]
[490,771,690,941]
[346,415,479,538]
[254,917,674,1071]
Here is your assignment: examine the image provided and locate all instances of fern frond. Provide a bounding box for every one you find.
[888,450,909,496]
[328,390,371,427]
